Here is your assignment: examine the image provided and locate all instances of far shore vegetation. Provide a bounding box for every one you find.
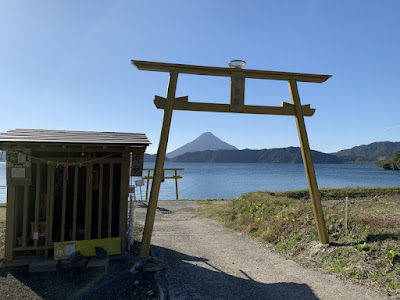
[198,187,400,297]
[379,150,400,170]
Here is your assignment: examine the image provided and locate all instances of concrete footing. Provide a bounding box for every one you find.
[29,259,59,273]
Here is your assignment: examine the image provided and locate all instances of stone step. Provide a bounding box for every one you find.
[28,259,59,273]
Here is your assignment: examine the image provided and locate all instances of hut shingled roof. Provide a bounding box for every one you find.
[0,129,150,147]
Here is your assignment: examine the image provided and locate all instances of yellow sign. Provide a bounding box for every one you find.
[54,241,77,260]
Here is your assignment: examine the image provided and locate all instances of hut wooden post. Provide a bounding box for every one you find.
[85,163,93,240]
[140,71,178,257]
[108,164,114,238]
[119,151,130,255]
[48,166,55,244]
[72,166,78,240]
[288,79,329,244]
[4,186,16,261]
[61,166,67,241]
[22,186,29,248]
[145,169,150,201]
[34,164,41,248]
[45,165,52,256]
[98,163,104,238]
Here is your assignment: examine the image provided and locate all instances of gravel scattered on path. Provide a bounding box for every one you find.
[136,200,389,300]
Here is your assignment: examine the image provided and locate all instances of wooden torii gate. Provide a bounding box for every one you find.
[131,60,331,257]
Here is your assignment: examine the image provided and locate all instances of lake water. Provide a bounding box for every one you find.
[1,162,399,202]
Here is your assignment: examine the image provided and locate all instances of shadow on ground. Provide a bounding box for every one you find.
[136,202,173,214]
[151,245,320,300]
[0,248,158,300]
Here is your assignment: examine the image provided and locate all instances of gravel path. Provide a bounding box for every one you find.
[136,200,388,300]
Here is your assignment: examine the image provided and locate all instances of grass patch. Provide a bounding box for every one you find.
[197,188,400,296]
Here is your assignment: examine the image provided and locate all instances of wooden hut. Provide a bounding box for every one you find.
[0,129,150,265]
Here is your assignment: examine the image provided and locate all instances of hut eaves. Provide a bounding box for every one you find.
[0,129,150,147]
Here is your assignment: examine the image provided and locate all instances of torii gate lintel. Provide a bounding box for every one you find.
[132,60,331,258]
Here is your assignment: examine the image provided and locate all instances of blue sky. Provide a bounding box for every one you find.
[1,1,399,154]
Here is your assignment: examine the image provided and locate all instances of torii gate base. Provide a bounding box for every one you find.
[132,61,330,258]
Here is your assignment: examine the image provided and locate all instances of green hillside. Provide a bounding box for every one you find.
[170,147,342,164]
[378,150,400,170]
[333,142,400,163]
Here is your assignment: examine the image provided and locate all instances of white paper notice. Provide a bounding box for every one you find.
[11,168,25,178]
[66,245,76,255]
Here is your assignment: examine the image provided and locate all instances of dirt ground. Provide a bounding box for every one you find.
[0,203,159,300]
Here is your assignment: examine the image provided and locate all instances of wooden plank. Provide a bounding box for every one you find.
[140,71,178,258]
[288,79,328,244]
[31,157,123,164]
[85,164,93,239]
[61,166,67,241]
[13,188,19,249]
[72,166,78,240]
[4,186,16,261]
[45,165,52,256]
[13,245,53,251]
[131,60,331,83]
[154,96,316,116]
[108,164,114,238]
[48,166,55,245]
[22,186,29,248]
[34,164,41,248]
[76,237,121,257]
[119,151,130,256]
[97,163,103,238]
[29,146,130,154]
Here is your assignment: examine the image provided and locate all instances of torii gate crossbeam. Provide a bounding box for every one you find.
[131,60,331,258]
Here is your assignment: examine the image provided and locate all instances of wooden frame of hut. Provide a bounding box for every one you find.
[0,129,150,265]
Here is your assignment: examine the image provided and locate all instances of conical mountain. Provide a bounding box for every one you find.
[167,132,238,158]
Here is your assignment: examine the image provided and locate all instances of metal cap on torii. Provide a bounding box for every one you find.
[228,60,246,69]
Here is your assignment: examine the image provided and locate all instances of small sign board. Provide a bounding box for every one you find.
[6,148,32,185]
[135,179,145,187]
[54,241,77,260]
[11,167,26,178]
[131,148,145,176]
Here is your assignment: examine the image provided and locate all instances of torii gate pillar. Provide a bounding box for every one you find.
[289,79,328,244]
